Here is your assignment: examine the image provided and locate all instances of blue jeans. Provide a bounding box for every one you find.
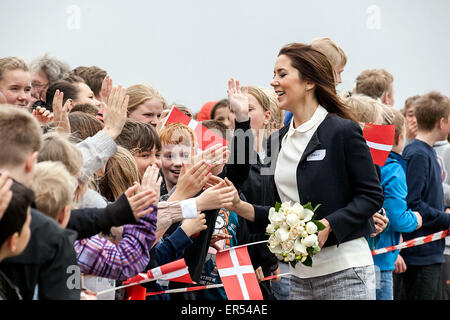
[376,270,393,300]
[271,262,290,300]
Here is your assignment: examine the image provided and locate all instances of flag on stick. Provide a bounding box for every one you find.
[162,106,228,150]
[96,258,193,300]
[216,246,263,300]
[362,123,395,166]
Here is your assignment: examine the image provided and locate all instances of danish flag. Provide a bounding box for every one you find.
[215,246,263,300]
[124,258,194,286]
[122,258,194,300]
[162,106,228,150]
[362,123,395,166]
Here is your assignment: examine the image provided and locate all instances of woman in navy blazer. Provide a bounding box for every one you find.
[226,43,384,299]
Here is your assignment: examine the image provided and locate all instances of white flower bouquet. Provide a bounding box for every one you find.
[266,201,324,267]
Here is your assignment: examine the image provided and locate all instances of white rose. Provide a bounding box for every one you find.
[280,202,291,214]
[266,223,276,234]
[270,244,283,254]
[268,207,276,223]
[275,253,284,261]
[286,213,300,227]
[294,237,307,255]
[290,202,304,217]
[268,234,280,248]
[275,225,290,242]
[286,252,295,262]
[288,223,304,240]
[282,239,295,252]
[300,208,314,222]
[303,234,319,247]
[270,211,285,227]
[306,221,318,234]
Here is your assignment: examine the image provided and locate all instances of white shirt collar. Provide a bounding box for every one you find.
[287,105,328,137]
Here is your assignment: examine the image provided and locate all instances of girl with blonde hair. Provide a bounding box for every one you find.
[126,84,167,127]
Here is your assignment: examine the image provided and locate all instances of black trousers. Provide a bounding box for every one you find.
[394,263,443,300]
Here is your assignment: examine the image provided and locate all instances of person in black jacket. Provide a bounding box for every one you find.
[0,180,34,300]
[223,43,384,300]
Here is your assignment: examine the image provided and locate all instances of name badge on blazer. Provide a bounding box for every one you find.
[306,149,326,161]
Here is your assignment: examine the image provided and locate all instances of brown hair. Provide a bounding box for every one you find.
[69,103,99,116]
[389,108,405,144]
[126,84,167,113]
[0,105,42,167]
[0,57,29,81]
[278,43,356,122]
[210,99,229,119]
[414,91,450,132]
[355,69,394,99]
[402,95,421,116]
[68,111,104,141]
[98,146,140,202]
[159,123,196,147]
[45,80,79,111]
[201,119,232,144]
[69,66,107,97]
[310,37,347,68]
[116,119,162,154]
[169,104,193,118]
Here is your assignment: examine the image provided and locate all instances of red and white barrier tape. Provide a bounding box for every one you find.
[145,273,291,297]
[371,230,448,256]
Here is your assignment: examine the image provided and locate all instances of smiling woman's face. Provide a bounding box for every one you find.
[270,54,309,112]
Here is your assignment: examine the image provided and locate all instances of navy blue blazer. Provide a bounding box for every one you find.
[253,114,384,248]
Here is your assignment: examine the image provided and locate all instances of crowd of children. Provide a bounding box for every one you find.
[0,37,449,301]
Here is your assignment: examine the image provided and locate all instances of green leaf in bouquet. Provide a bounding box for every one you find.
[313,220,326,231]
[274,202,281,212]
[313,203,321,212]
[302,255,313,267]
[302,202,314,211]
[313,246,321,253]
[307,247,314,256]
[290,260,298,268]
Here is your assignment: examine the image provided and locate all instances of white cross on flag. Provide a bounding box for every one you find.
[362,123,395,166]
[216,246,263,300]
[161,106,228,150]
[124,258,194,286]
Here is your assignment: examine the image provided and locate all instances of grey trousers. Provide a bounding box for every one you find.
[290,265,376,300]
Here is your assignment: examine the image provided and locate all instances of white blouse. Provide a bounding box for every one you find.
[274,105,374,278]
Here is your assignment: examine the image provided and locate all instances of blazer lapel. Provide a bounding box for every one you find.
[299,130,322,164]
